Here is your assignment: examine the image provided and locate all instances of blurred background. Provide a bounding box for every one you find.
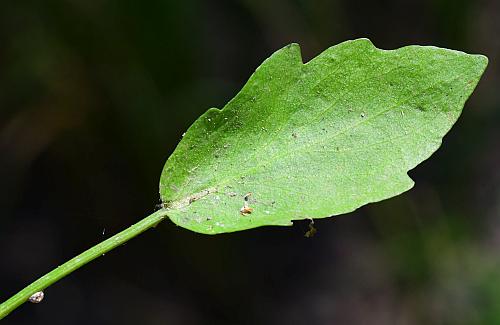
[0,0,499,324]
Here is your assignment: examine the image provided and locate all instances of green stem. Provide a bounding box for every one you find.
[0,208,170,320]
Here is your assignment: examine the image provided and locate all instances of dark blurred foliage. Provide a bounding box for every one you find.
[0,0,499,324]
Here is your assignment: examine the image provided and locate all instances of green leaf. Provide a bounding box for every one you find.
[159,38,487,234]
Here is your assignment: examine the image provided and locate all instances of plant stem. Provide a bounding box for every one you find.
[0,208,170,320]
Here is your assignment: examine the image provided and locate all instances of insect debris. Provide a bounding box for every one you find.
[304,219,317,238]
[240,192,254,216]
[240,206,254,215]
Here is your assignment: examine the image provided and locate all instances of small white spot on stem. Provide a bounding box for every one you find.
[29,291,44,304]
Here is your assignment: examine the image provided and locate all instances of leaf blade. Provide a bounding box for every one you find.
[160,38,487,234]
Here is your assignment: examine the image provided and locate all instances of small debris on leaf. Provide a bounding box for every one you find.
[240,193,254,215]
[244,192,253,202]
[240,206,254,215]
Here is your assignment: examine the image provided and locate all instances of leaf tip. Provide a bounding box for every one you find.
[282,42,303,64]
[464,53,488,86]
[348,37,375,48]
[476,54,489,70]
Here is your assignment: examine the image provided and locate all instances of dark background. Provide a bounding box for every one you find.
[1,0,499,324]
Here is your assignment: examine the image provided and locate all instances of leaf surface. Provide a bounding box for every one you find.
[159,39,487,234]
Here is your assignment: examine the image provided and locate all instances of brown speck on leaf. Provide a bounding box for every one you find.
[240,206,254,216]
[170,187,218,209]
[244,192,253,201]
